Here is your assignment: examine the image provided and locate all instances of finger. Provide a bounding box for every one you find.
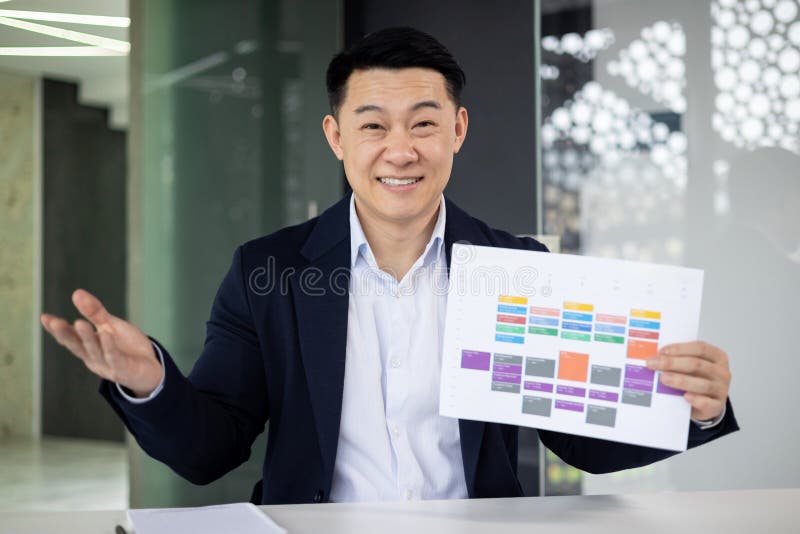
[685,392,724,419]
[74,319,104,364]
[97,329,124,370]
[72,289,113,328]
[646,355,717,378]
[660,372,725,399]
[43,316,88,360]
[659,341,727,364]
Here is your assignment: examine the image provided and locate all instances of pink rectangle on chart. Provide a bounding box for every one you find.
[493,372,521,384]
[589,390,619,402]
[596,313,626,324]
[555,400,585,412]
[530,306,560,317]
[524,381,554,393]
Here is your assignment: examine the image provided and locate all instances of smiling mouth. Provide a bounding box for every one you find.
[377,176,423,186]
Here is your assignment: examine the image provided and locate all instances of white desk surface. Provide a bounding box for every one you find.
[1,488,797,533]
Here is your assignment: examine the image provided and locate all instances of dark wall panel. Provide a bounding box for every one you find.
[42,79,126,442]
[345,0,539,234]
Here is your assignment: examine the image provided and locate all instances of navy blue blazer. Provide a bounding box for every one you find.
[101,193,739,504]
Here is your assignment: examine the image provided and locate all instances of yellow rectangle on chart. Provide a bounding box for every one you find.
[499,295,528,305]
[563,302,594,312]
[631,309,662,319]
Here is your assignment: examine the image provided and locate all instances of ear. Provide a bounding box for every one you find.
[322,114,344,161]
[453,106,469,154]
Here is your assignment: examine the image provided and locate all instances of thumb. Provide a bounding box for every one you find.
[72,289,113,328]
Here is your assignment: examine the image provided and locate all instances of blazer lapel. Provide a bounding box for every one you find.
[291,195,351,489]
[443,197,492,498]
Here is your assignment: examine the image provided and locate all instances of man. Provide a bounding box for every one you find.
[40,27,738,504]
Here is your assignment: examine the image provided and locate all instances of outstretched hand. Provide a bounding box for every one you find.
[40,289,163,398]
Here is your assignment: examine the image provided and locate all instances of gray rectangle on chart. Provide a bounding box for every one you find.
[495,353,523,365]
[492,382,520,394]
[525,357,556,378]
[591,365,622,387]
[522,395,552,417]
[622,389,652,407]
[586,405,617,427]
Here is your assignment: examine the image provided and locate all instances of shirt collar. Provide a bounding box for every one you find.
[349,193,447,269]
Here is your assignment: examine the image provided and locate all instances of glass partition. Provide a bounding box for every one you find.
[538,0,799,494]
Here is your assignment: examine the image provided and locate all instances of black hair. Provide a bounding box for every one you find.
[326,26,466,116]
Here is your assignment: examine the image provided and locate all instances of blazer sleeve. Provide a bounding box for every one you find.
[536,398,740,474]
[99,246,269,485]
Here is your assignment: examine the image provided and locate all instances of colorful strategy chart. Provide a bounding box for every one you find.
[440,245,704,451]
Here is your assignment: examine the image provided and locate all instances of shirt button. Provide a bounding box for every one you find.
[314,490,324,503]
[391,426,400,437]
[404,489,413,500]
[390,358,400,368]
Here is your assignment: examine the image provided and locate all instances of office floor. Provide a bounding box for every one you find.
[0,437,127,511]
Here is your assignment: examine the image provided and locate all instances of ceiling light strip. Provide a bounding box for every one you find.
[0,9,129,27]
[0,16,129,53]
[0,46,125,56]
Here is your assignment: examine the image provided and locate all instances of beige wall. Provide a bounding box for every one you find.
[0,69,39,440]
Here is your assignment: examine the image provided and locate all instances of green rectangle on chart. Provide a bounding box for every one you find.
[496,324,525,335]
[594,333,625,344]
[529,326,558,336]
[561,331,591,342]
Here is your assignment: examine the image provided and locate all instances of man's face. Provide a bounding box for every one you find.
[323,67,468,226]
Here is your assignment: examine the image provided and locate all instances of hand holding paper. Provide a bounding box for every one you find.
[647,341,731,421]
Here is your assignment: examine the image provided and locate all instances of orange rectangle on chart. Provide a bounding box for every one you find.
[558,351,589,382]
[564,302,594,312]
[499,295,528,305]
[627,339,659,360]
[631,309,662,320]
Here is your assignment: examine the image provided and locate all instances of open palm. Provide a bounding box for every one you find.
[40,289,163,398]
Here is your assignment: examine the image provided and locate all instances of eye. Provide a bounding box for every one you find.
[362,123,383,130]
[415,120,435,128]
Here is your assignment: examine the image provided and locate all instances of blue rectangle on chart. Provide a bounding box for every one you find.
[594,323,626,335]
[495,333,525,344]
[529,316,559,327]
[497,304,527,315]
[562,311,593,322]
[562,321,592,333]
[629,319,660,330]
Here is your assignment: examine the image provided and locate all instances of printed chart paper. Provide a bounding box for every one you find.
[439,245,705,451]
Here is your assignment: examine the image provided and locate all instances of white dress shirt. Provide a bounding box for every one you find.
[118,193,723,497]
[329,194,468,502]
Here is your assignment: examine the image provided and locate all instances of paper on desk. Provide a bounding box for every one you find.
[439,245,704,451]
[128,502,286,534]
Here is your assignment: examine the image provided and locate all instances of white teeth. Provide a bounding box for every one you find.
[379,177,422,186]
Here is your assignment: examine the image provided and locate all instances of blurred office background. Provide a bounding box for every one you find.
[0,0,797,511]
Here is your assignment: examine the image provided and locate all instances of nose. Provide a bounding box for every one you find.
[382,128,419,167]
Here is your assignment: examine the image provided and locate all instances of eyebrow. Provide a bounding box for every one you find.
[354,100,442,114]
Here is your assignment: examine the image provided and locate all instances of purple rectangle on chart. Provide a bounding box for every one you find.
[524,381,554,393]
[556,385,586,397]
[624,379,654,392]
[461,350,491,371]
[493,372,522,384]
[493,363,523,374]
[657,380,685,396]
[589,390,619,402]
[555,400,585,412]
[625,364,655,382]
